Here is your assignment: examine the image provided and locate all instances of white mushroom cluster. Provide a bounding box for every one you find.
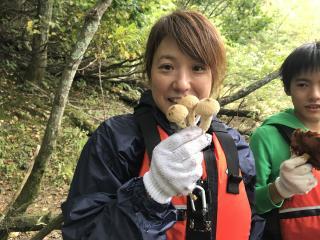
[166,95,220,132]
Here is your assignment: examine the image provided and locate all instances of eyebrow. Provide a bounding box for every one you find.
[293,77,310,82]
[157,54,176,61]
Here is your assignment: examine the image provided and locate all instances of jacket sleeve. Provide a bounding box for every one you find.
[249,126,287,214]
[225,124,265,240]
[61,116,176,240]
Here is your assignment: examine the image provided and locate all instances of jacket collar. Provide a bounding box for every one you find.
[135,90,176,135]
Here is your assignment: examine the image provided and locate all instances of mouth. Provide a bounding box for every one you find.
[168,97,182,104]
[305,104,320,110]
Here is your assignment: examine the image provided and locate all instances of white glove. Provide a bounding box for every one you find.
[275,154,318,199]
[143,126,212,204]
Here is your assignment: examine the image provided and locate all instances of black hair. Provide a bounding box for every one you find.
[280,41,320,93]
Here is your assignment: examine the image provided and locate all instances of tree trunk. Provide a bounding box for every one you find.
[30,213,63,240]
[0,213,54,232]
[218,108,259,119]
[24,0,54,83]
[0,0,113,239]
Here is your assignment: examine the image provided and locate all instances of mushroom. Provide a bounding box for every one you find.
[291,129,320,170]
[166,104,189,128]
[177,95,199,126]
[194,98,220,132]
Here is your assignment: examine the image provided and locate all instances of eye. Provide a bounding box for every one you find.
[192,64,207,72]
[159,64,173,71]
[296,82,308,88]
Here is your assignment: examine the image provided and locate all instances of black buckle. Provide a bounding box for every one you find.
[176,208,187,221]
[227,173,242,194]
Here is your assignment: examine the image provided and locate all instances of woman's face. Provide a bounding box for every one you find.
[150,37,212,115]
[289,70,320,131]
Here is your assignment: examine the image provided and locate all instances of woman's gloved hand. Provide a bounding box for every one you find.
[275,154,318,199]
[143,126,212,204]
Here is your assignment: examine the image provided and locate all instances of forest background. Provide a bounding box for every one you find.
[0,0,320,239]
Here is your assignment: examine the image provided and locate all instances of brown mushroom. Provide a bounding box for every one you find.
[194,98,220,132]
[166,104,189,128]
[177,95,199,126]
[291,129,320,170]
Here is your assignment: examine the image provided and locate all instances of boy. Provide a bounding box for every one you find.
[250,41,320,240]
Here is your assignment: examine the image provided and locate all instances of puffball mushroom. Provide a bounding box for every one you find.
[194,98,220,132]
[166,104,189,128]
[177,95,199,126]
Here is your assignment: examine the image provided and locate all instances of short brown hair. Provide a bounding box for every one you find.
[144,10,226,97]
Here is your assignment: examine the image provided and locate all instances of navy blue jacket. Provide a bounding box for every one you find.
[61,90,259,240]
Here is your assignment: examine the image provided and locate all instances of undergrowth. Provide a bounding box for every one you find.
[0,75,133,190]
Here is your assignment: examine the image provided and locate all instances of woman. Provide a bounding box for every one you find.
[62,10,257,240]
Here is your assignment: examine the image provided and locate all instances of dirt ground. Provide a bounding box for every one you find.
[1,177,68,240]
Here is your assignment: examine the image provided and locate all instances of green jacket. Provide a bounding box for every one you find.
[249,108,307,214]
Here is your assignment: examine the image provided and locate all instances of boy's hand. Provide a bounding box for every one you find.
[275,154,318,199]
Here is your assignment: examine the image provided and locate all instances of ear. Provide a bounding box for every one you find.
[284,87,290,96]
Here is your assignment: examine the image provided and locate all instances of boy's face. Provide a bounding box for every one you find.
[150,36,212,115]
[289,70,320,130]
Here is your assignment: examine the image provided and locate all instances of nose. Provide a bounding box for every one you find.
[172,69,191,93]
[310,86,320,100]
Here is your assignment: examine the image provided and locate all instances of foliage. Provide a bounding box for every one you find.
[0,86,45,183]
[222,0,320,119]
[175,0,272,44]
[218,0,272,44]
[84,0,176,81]
[51,126,88,184]
[0,76,131,188]
[0,119,36,179]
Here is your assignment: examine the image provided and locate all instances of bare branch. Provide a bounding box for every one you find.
[0,213,55,232]
[78,58,98,71]
[30,213,63,240]
[90,70,144,80]
[219,108,259,119]
[219,70,280,106]
[208,0,228,18]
